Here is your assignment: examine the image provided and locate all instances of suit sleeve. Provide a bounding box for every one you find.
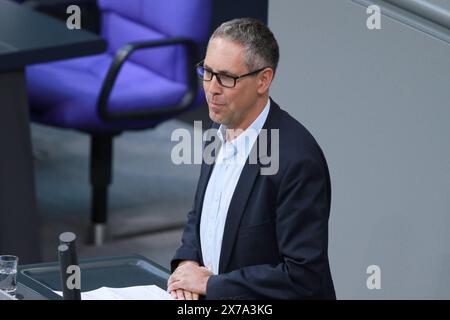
[206,158,331,299]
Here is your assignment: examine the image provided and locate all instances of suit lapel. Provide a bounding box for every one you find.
[218,98,282,273]
[218,162,260,273]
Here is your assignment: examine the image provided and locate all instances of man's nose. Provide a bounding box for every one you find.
[206,74,222,94]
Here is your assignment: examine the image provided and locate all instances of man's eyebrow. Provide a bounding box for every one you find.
[203,63,238,77]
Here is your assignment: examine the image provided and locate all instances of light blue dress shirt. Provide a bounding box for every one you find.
[200,99,271,274]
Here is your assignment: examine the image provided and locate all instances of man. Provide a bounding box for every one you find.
[168,18,335,300]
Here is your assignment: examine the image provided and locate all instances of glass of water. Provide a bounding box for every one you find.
[0,255,18,296]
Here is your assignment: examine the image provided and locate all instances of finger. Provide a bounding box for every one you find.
[184,290,193,300]
[170,291,177,299]
[192,293,199,300]
[168,276,176,286]
[176,289,185,300]
[168,274,179,286]
[168,279,183,292]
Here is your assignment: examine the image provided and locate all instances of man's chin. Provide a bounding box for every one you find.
[209,111,225,124]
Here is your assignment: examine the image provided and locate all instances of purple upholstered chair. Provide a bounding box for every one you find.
[26,0,211,245]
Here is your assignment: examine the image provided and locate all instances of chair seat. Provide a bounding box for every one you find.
[26,53,204,132]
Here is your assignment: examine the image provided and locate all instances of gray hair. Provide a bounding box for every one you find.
[210,18,279,75]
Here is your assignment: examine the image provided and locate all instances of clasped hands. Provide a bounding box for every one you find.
[167,260,213,300]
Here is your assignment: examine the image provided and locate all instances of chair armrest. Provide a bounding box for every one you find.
[97,37,199,122]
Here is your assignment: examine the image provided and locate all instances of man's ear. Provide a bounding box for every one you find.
[257,68,274,94]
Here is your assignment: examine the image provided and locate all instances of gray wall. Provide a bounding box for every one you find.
[268,0,450,299]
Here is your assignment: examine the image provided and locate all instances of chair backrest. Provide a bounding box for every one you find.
[98,0,211,83]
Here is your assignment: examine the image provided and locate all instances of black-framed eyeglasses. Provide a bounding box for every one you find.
[195,61,269,88]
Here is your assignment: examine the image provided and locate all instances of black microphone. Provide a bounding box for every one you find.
[57,232,81,300]
[59,232,79,267]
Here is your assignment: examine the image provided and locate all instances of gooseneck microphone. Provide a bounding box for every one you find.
[59,232,79,266]
[57,232,81,300]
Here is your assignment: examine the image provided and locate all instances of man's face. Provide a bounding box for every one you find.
[203,37,260,129]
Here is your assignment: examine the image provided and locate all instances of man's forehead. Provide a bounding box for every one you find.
[204,37,247,72]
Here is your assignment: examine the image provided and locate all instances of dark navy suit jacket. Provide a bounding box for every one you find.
[171,99,336,299]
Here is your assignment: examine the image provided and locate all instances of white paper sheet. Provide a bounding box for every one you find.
[54,285,174,300]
